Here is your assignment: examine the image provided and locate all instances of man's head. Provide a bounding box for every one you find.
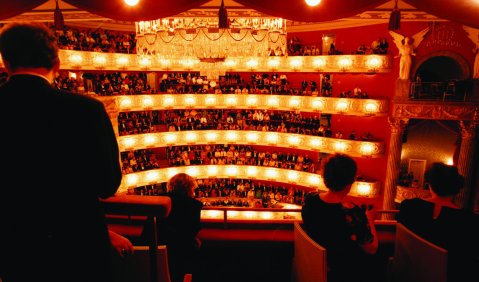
[0,22,59,73]
[322,153,357,192]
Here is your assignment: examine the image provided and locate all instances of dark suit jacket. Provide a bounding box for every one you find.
[0,75,122,282]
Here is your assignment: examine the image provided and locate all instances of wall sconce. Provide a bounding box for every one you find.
[268,58,280,70]
[184,96,196,107]
[308,175,321,187]
[267,97,280,109]
[334,141,347,152]
[226,166,238,177]
[312,57,326,71]
[335,100,349,113]
[126,174,139,187]
[225,132,238,143]
[93,55,107,68]
[166,168,179,179]
[309,138,323,149]
[116,56,130,68]
[162,96,175,108]
[246,96,258,108]
[141,96,154,108]
[360,143,375,157]
[287,171,300,183]
[366,56,382,72]
[68,53,83,67]
[246,58,259,70]
[364,101,379,115]
[287,135,301,147]
[180,58,198,69]
[207,165,218,177]
[205,132,218,143]
[337,57,353,71]
[143,134,158,147]
[122,137,137,150]
[223,59,237,71]
[138,56,152,69]
[290,58,303,70]
[246,166,258,178]
[226,96,238,107]
[185,132,197,144]
[311,99,325,111]
[356,182,372,197]
[158,58,170,68]
[145,171,160,183]
[265,168,279,180]
[164,133,177,145]
[289,98,301,109]
[119,97,133,110]
[205,95,217,107]
[186,167,200,177]
[246,132,259,144]
[266,133,279,144]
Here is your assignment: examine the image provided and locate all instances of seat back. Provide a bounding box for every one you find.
[389,223,448,282]
[291,221,327,282]
[112,245,171,282]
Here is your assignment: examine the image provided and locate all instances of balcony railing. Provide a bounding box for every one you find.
[409,80,472,102]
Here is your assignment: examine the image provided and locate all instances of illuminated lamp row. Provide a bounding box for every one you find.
[119,165,380,198]
[55,50,391,72]
[118,131,384,157]
[98,94,387,116]
[201,208,302,222]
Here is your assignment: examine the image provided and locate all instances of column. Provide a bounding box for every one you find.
[454,121,477,209]
[382,117,409,219]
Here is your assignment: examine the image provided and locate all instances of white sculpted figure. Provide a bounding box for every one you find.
[463,25,479,79]
[389,27,430,80]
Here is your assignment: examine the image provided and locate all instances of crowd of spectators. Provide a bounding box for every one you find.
[118,108,375,143]
[128,178,311,207]
[165,144,320,173]
[52,71,150,95]
[49,23,136,54]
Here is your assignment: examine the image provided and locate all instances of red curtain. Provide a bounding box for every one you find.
[403,0,479,29]
[62,0,210,21]
[234,0,389,22]
[1,1,478,29]
[0,0,48,20]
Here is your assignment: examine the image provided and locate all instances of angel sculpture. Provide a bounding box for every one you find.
[463,25,479,79]
[389,27,430,80]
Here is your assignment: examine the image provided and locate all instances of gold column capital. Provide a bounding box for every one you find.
[388,117,409,133]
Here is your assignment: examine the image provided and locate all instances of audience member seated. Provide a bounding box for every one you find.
[397,162,479,282]
[141,173,203,282]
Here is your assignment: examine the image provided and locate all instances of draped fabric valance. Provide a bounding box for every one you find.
[1,0,478,29]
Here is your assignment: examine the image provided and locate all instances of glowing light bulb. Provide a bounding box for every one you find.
[124,0,140,6]
[305,0,321,7]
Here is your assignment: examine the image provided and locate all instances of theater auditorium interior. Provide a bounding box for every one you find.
[1,1,478,282]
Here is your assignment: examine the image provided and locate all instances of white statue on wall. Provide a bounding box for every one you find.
[463,25,479,79]
[389,27,430,81]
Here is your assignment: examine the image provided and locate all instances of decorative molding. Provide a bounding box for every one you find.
[393,102,479,121]
[395,186,431,203]
[117,130,385,158]
[97,94,389,116]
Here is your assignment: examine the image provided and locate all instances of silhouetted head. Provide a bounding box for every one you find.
[0,22,59,72]
[425,162,464,197]
[323,153,357,192]
[167,173,198,198]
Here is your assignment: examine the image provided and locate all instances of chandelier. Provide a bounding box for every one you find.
[134,1,287,78]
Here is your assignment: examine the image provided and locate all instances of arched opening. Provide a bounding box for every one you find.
[416,56,463,82]
[411,51,472,101]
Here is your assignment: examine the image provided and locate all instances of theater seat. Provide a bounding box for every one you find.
[291,221,327,282]
[387,223,448,282]
[112,245,192,282]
